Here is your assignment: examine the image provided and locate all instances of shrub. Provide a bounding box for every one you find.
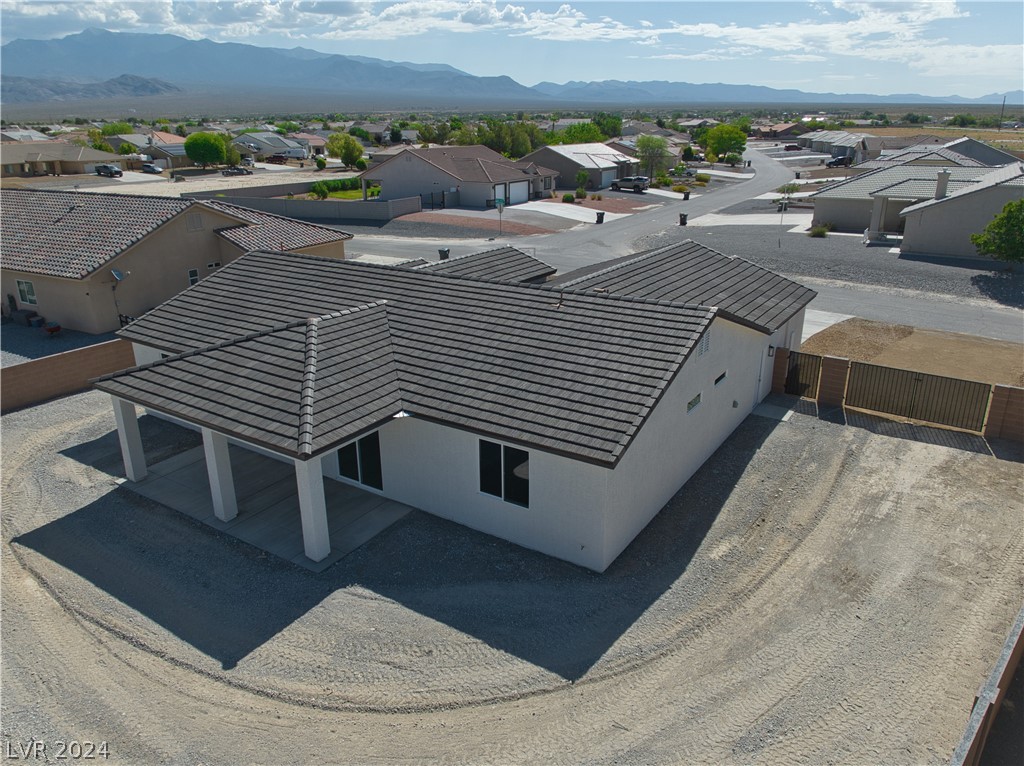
[315,156,327,170]
[354,158,367,171]
[671,184,689,193]
[575,187,587,199]
[595,194,602,200]
[694,181,707,187]
[695,173,711,183]
[562,193,576,203]
[808,225,830,238]
[309,182,329,200]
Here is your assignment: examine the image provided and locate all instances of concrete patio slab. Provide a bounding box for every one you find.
[122,444,412,572]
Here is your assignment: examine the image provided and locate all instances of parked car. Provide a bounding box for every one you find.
[826,157,851,168]
[222,166,254,176]
[141,163,162,174]
[784,144,802,151]
[240,157,255,166]
[94,164,123,177]
[611,176,650,192]
[264,155,287,165]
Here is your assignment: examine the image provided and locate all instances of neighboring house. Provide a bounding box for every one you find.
[0,141,123,177]
[0,128,52,142]
[288,132,327,156]
[399,129,420,144]
[145,142,191,169]
[753,123,802,139]
[95,240,814,571]
[606,137,684,171]
[941,136,1020,167]
[0,189,352,333]
[676,118,720,129]
[899,163,1024,257]
[796,130,868,159]
[858,134,943,162]
[106,134,153,154]
[852,146,988,173]
[149,130,187,145]
[362,145,558,208]
[810,164,994,234]
[233,132,307,160]
[519,143,637,189]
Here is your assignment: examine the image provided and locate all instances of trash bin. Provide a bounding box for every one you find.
[778,201,788,212]
[679,213,688,226]
[596,211,605,224]
[746,160,752,167]
[795,172,801,179]
[683,191,690,200]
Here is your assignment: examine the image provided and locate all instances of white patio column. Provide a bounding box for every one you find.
[202,428,237,522]
[295,456,331,562]
[866,198,885,241]
[111,396,147,482]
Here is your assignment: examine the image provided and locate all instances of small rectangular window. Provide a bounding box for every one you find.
[16,279,37,305]
[186,212,204,231]
[337,432,383,490]
[479,439,529,507]
[687,392,702,413]
[187,268,200,286]
[715,371,727,386]
[206,261,221,269]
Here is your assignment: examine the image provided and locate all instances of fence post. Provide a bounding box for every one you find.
[817,356,850,408]
[771,348,790,394]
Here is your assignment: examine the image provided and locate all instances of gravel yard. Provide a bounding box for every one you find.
[3,390,1022,764]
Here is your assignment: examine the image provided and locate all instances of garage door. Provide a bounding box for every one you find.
[601,169,617,188]
[509,181,529,205]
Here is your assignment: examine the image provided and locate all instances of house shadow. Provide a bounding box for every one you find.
[18,415,781,681]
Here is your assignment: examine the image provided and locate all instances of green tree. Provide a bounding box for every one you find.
[723,152,742,167]
[175,124,188,137]
[635,135,670,176]
[948,114,977,127]
[348,126,371,142]
[217,133,241,166]
[389,126,402,143]
[970,199,1024,264]
[561,122,605,144]
[309,181,329,200]
[327,133,363,166]
[593,113,622,139]
[184,132,226,167]
[704,124,747,158]
[575,169,589,189]
[118,143,135,155]
[100,121,134,136]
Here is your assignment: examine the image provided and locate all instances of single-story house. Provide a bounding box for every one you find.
[753,123,803,139]
[852,146,988,174]
[288,132,327,156]
[810,164,994,234]
[0,128,53,142]
[899,163,1024,257]
[519,143,638,189]
[0,141,123,177]
[410,246,556,283]
[146,142,191,169]
[149,130,187,145]
[232,132,307,160]
[857,134,943,162]
[361,145,558,208]
[107,134,155,154]
[1,189,352,334]
[94,240,814,572]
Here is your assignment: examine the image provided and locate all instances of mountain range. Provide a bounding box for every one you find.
[2,29,1020,114]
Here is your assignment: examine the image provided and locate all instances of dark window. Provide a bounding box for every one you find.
[479,440,502,496]
[479,440,529,507]
[337,432,382,490]
[358,431,383,490]
[715,371,727,386]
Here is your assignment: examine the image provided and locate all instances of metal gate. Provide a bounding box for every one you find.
[846,362,992,432]
[785,351,822,398]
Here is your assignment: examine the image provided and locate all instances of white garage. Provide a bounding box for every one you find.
[509,181,530,205]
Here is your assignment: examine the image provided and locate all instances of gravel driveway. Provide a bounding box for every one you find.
[3,390,1022,764]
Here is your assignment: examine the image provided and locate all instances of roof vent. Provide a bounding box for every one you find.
[438,248,450,261]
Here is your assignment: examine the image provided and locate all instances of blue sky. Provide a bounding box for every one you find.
[2,1,1021,97]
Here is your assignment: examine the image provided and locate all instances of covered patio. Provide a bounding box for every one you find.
[119,436,411,572]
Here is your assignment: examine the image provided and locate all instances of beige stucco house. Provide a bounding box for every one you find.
[1,189,352,334]
[0,141,124,177]
[899,163,1024,258]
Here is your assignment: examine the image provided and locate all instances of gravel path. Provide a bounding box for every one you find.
[3,390,1022,764]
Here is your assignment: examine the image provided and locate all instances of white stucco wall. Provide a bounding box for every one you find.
[812,197,873,232]
[376,416,612,571]
[901,187,1024,257]
[600,317,770,568]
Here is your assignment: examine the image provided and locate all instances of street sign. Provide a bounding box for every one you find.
[495,197,505,211]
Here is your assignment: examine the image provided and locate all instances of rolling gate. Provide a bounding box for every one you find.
[785,353,992,433]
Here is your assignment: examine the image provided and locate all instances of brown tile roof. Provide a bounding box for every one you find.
[200,200,352,252]
[372,145,556,184]
[0,140,122,164]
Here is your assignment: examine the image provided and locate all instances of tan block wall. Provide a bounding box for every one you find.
[818,356,850,408]
[1,339,136,412]
[771,347,790,394]
[984,385,1024,442]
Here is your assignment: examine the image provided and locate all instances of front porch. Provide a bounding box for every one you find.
[121,442,412,572]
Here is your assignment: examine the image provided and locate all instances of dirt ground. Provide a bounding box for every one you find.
[2,390,1022,764]
[802,318,1024,387]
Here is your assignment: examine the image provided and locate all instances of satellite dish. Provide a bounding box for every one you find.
[111,269,124,281]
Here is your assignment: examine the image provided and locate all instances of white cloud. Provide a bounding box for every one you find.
[770,54,829,63]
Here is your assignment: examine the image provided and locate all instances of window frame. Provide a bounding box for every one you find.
[479,439,530,508]
[16,279,37,305]
[687,392,702,413]
[336,431,383,491]
[187,268,200,286]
